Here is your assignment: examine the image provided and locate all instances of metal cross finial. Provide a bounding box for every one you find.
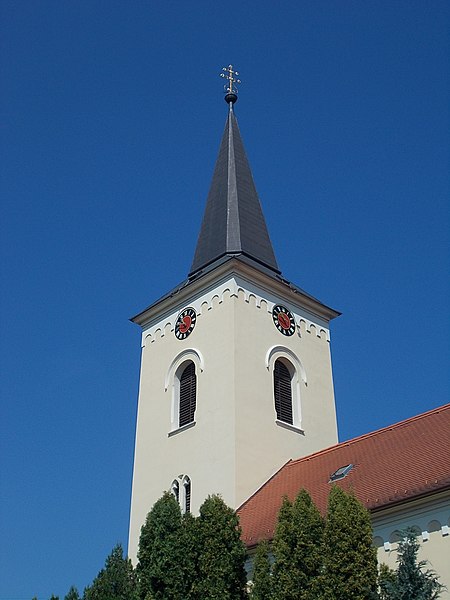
[220,64,241,95]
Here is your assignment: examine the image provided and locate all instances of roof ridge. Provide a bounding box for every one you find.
[287,403,450,468]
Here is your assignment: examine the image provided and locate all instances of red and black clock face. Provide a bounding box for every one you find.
[272,304,296,336]
[175,307,197,340]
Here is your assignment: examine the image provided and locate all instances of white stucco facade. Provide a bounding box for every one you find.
[128,259,339,561]
[373,491,450,598]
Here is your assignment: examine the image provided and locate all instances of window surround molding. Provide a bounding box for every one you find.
[266,345,306,432]
[165,349,204,434]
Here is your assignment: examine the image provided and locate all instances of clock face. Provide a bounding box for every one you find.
[175,307,197,340]
[272,304,296,336]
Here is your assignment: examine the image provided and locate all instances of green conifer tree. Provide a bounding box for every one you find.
[180,510,199,600]
[382,528,444,600]
[195,494,248,600]
[64,587,80,600]
[250,539,272,600]
[271,490,324,600]
[136,491,191,600]
[83,543,137,600]
[271,496,293,598]
[321,486,378,600]
[378,563,397,600]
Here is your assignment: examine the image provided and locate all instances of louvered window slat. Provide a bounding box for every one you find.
[184,479,191,513]
[274,360,293,425]
[179,362,196,428]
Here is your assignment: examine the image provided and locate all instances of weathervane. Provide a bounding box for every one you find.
[220,65,241,104]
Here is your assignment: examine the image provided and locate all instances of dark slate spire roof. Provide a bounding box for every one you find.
[190,100,280,276]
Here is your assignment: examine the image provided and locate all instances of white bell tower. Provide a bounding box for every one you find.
[128,75,339,561]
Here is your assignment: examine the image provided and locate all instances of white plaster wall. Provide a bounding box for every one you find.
[373,495,450,599]
[128,292,237,561]
[128,275,338,561]
[233,289,338,507]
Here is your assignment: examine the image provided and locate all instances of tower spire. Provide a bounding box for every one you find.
[189,67,279,276]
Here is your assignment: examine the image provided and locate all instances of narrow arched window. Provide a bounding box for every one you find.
[171,480,179,503]
[274,359,293,425]
[179,362,196,428]
[183,477,191,513]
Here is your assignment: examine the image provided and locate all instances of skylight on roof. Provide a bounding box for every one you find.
[329,463,353,482]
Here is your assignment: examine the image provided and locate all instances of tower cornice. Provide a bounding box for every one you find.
[131,257,340,330]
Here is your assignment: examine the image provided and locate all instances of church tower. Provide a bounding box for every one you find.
[128,69,340,561]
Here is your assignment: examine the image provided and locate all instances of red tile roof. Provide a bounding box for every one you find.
[238,404,450,547]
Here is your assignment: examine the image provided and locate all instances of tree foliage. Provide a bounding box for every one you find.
[378,563,397,600]
[272,489,324,600]
[136,491,191,600]
[83,543,137,600]
[194,494,248,600]
[64,587,81,600]
[250,539,272,600]
[380,528,444,600]
[320,485,378,600]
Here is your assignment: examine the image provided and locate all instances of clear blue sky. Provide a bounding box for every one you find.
[1,1,449,598]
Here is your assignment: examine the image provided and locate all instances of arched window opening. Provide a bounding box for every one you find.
[183,477,191,513]
[274,359,293,425]
[179,362,196,428]
[171,480,179,503]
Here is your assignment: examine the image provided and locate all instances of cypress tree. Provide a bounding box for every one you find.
[180,510,199,600]
[83,544,137,600]
[271,496,294,598]
[271,490,324,600]
[383,528,444,599]
[250,539,272,600]
[195,494,248,600]
[321,485,378,600]
[136,491,190,600]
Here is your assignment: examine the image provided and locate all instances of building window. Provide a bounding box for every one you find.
[171,475,191,513]
[183,476,191,513]
[171,479,179,503]
[178,361,196,428]
[165,349,204,434]
[273,359,293,425]
[266,347,305,431]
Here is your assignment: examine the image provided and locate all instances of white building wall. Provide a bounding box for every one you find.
[373,493,450,599]
[128,273,338,562]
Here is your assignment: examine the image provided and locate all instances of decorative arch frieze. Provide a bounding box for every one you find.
[140,277,330,346]
[374,515,450,552]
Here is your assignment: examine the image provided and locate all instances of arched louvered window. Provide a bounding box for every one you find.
[183,477,191,513]
[274,359,293,425]
[179,362,196,428]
